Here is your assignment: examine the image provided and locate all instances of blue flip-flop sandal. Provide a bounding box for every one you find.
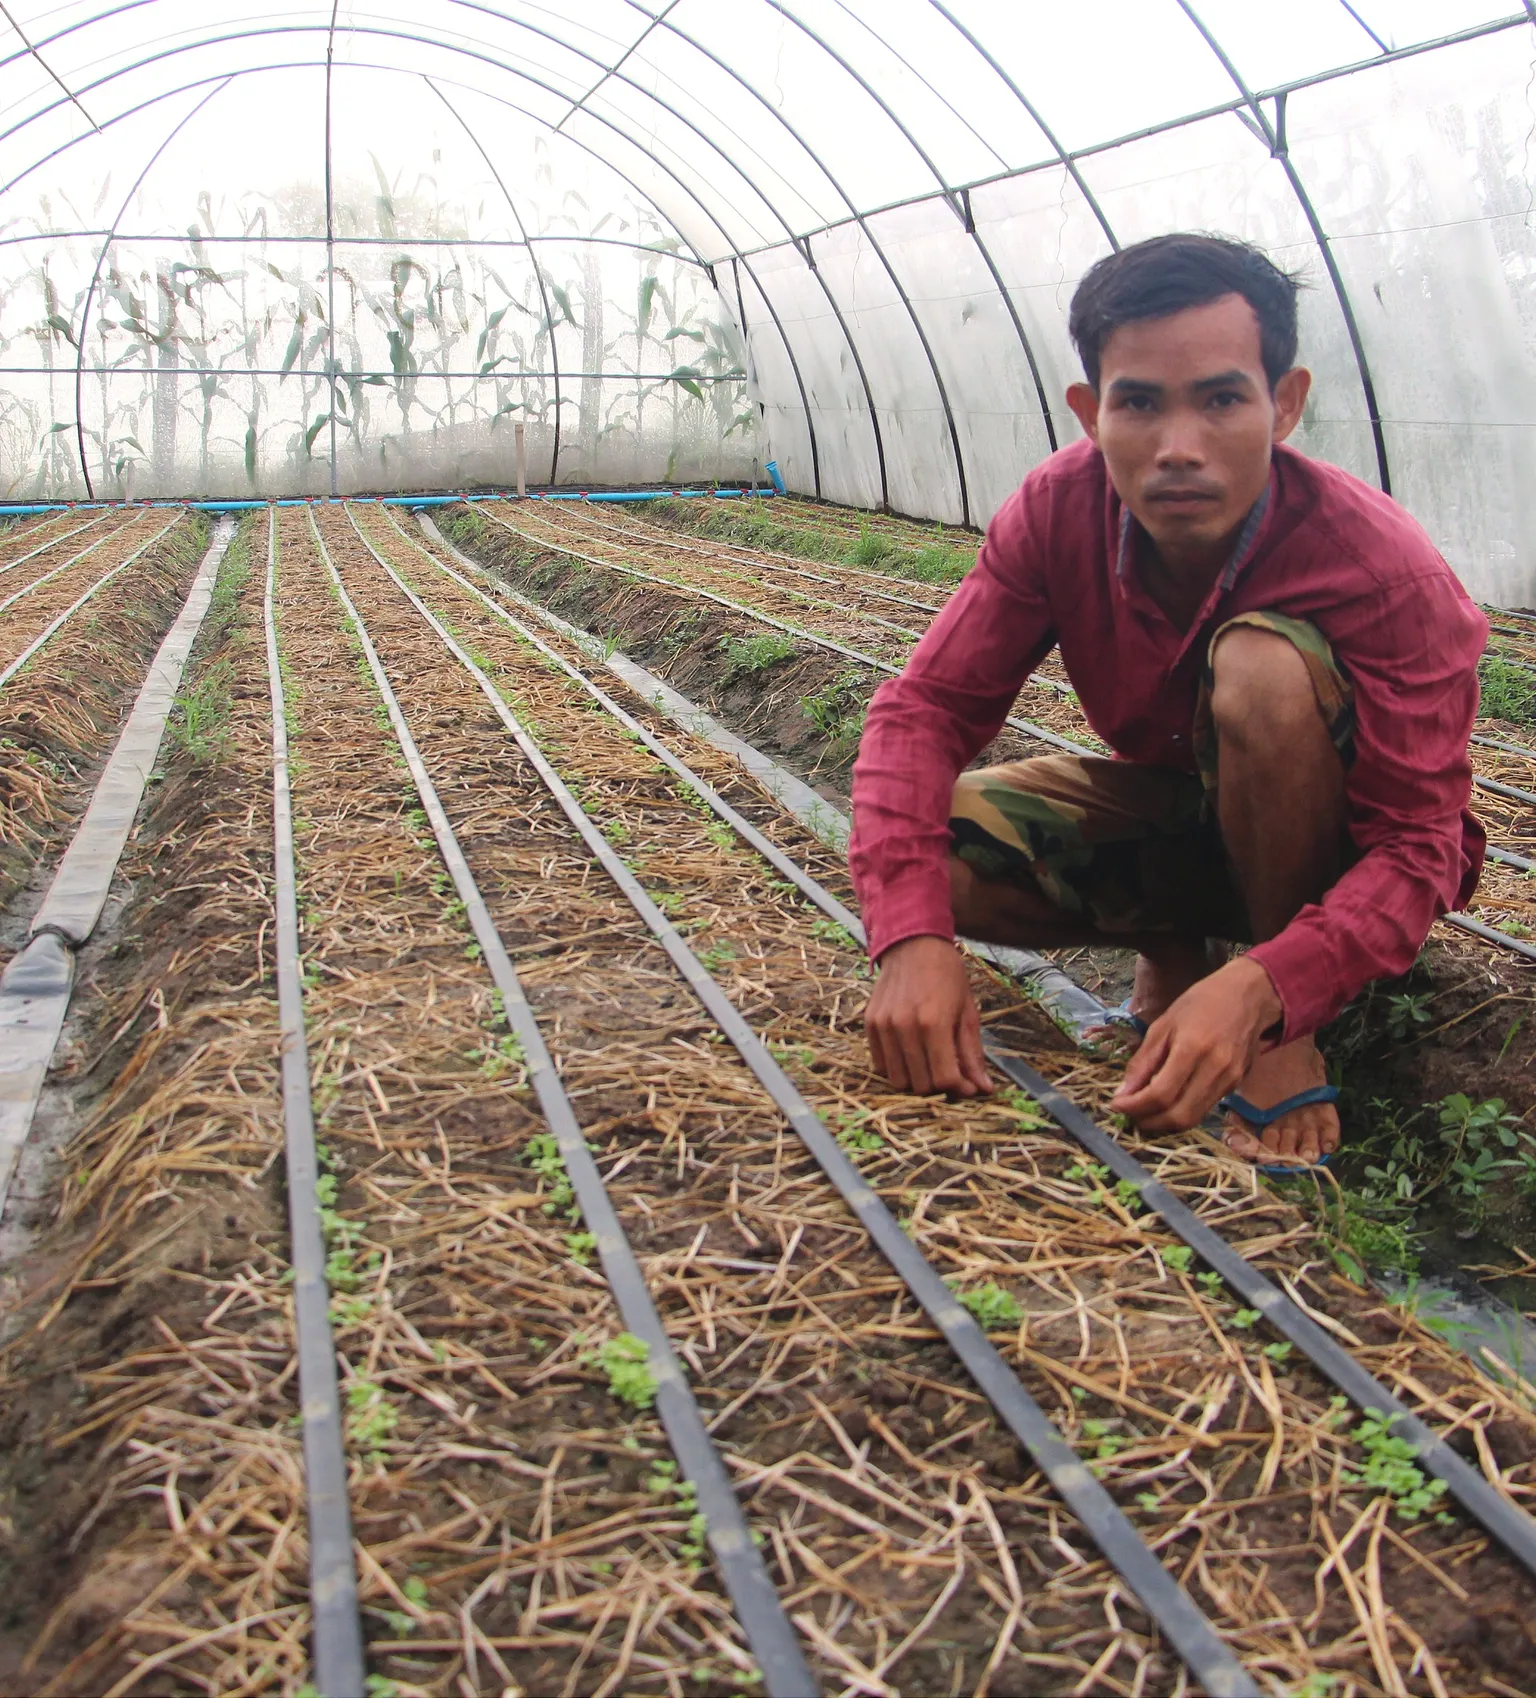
[1094,997,1148,1040]
[1218,1084,1339,1176]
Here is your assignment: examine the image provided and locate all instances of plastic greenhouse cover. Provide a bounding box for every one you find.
[0,1,1527,605]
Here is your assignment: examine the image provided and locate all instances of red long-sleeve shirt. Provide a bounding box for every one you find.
[850,440,1488,1042]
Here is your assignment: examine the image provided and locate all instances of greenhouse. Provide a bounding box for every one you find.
[0,5,1535,1697]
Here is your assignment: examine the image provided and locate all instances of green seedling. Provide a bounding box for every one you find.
[1196,1271,1225,1298]
[1113,1178,1143,1212]
[596,1332,658,1410]
[1064,1160,1110,1187]
[1342,1407,1450,1520]
[522,1132,578,1218]
[809,916,857,950]
[1162,1245,1194,1274]
[1262,1342,1293,1365]
[1228,1308,1261,1331]
[768,1039,815,1069]
[948,1280,1022,1330]
[834,1111,884,1159]
[1081,1418,1128,1461]
[565,1231,598,1266]
[997,1087,1051,1130]
[696,940,737,973]
[346,1377,399,1459]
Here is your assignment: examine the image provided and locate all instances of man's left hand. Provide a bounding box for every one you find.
[1110,956,1282,1131]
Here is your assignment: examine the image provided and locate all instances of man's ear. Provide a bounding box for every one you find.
[1065,381,1100,443]
[1271,367,1311,442]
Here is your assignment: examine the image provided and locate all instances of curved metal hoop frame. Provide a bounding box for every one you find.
[4,3,1530,510]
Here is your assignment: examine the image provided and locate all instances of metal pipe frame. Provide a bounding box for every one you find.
[0,366,745,380]
[426,75,564,484]
[324,0,339,499]
[71,79,228,499]
[721,10,1529,261]
[751,0,973,518]
[2,3,1529,513]
[1175,0,1391,492]
[6,25,843,499]
[12,55,819,497]
[730,254,822,498]
[757,0,1054,508]
[0,231,712,262]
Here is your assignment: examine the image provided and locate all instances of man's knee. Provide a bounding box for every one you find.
[1209,627,1322,745]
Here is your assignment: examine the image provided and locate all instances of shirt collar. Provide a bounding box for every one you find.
[1114,479,1274,592]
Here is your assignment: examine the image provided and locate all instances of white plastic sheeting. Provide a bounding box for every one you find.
[0,3,1530,600]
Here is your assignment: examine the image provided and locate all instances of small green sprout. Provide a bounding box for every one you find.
[597,1333,658,1410]
[566,1231,598,1266]
[948,1280,1022,1330]
[1262,1342,1293,1365]
[1229,1308,1262,1330]
[1162,1245,1194,1274]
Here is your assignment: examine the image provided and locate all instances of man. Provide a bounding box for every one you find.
[850,233,1487,1168]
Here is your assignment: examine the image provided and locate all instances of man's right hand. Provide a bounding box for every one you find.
[864,935,992,1097]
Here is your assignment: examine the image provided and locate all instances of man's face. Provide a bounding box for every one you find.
[1065,293,1310,561]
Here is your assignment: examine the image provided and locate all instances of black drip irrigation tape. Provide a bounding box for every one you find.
[264,515,366,1698]
[482,507,1090,749]
[0,513,182,694]
[475,509,1536,967]
[352,511,1260,1698]
[384,505,1536,1604]
[980,1050,1536,1588]
[353,510,861,937]
[1473,731,1536,760]
[561,502,949,617]
[508,509,931,645]
[0,510,111,581]
[307,513,819,1698]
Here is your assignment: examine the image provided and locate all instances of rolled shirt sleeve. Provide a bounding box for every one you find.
[850,487,1056,962]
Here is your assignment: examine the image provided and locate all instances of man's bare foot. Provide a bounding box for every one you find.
[1223,1037,1339,1167]
[1089,937,1227,1046]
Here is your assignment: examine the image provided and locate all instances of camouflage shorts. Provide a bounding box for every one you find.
[949,613,1354,941]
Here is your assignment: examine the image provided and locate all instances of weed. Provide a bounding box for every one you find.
[596,1332,658,1410]
[1479,654,1536,724]
[848,527,897,566]
[800,668,870,758]
[1342,1407,1451,1520]
[718,631,795,681]
[168,659,234,762]
[949,1280,1022,1330]
[1384,991,1432,1042]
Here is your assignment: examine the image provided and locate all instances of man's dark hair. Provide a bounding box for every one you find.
[1068,233,1302,391]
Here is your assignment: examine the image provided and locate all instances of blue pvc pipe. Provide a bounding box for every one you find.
[0,485,777,518]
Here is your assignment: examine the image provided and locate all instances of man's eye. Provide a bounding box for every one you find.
[1209,391,1243,408]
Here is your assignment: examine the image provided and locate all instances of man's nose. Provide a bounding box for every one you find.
[1154,408,1206,466]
